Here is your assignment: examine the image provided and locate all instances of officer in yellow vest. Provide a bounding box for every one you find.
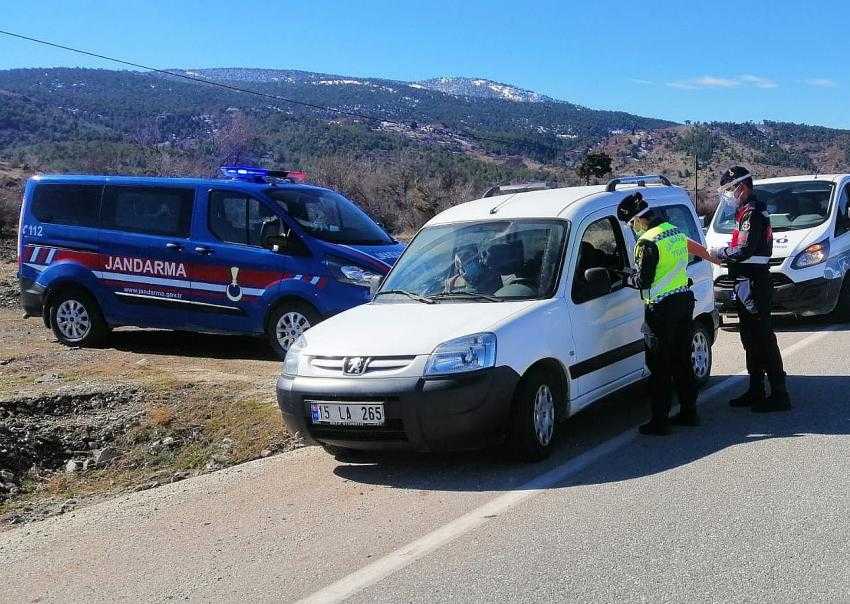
[617,192,699,435]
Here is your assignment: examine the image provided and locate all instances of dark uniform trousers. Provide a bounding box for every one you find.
[644,291,697,421]
[737,273,785,389]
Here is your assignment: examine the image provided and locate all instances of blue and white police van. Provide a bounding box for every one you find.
[17,166,405,357]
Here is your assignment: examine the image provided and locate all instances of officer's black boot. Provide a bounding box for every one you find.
[639,418,671,436]
[729,375,765,408]
[671,405,701,426]
[752,374,792,413]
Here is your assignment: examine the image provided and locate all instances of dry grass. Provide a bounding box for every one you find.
[147,404,176,427]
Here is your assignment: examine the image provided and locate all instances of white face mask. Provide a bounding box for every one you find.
[720,189,738,209]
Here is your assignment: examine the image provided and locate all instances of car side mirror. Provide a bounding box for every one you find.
[584,267,612,298]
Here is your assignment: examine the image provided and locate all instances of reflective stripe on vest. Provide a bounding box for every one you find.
[635,223,689,304]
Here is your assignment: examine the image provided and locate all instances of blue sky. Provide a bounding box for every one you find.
[1,0,848,128]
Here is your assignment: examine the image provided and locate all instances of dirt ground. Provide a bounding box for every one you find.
[0,241,297,528]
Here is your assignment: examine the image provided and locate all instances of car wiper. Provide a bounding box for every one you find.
[428,291,501,302]
[373,289,436,304]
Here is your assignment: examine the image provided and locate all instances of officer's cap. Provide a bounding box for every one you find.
[616,192,649,223]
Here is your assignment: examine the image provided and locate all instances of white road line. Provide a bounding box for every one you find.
[296,327,833,604]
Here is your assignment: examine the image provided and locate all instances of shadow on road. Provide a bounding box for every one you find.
[332,374,850,493]
[107,328,278,361]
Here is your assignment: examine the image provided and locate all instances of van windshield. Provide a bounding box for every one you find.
[266,188,393,245]
[713,180,835,233]
[378,219,569,302]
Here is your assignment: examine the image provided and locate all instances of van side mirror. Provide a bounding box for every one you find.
[584,267,612,298]
[264,230,309,256]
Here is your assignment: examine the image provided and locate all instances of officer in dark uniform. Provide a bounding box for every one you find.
[618,192,699,435]
[714,166,791,412]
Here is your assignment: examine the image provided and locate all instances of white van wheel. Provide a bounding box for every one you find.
[830,276,850,322]
[691,323,712,388]
[508,368,558,461]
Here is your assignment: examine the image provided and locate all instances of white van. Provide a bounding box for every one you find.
[277,176,719,460]
[705,174,850,320]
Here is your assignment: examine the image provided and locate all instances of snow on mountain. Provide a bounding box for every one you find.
[415,77,555,103]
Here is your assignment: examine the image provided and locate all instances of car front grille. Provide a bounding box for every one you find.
[715,273,793,289]
[308,418,408,441]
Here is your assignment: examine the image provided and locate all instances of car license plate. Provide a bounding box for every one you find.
[308,401,385,426]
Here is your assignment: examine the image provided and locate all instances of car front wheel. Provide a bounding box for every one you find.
[691,323,713,388]
[508,368,558,462]
[49,289,108,348]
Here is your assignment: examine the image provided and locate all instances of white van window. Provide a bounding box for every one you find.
[836,184,850,237]
[572,217,629,304]
[713,180,835,233]
[379,219,568,301]
[659,205,702,265]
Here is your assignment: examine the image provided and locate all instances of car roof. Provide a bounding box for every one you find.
[426,183,692,226]
[27,173,329,194]
[755,174,849,185]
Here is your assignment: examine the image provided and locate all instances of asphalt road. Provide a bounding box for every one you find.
[1,319,848,603]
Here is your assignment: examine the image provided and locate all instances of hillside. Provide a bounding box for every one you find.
[0,67,848,227]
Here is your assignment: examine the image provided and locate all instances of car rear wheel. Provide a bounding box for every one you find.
[267,301,320,359]
[508,368,558,462]
[50,289,108,348]
[691,323,712,388]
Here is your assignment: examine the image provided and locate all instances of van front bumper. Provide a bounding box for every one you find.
[715,276,842,316]
[276,367,521,453]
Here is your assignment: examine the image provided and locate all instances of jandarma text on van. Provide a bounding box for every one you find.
[105,256,188,278]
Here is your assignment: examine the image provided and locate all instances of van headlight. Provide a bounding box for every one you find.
[424,333,497,376]
[283,335,307,376]
[792,240,829,269]
[324,255,382,288]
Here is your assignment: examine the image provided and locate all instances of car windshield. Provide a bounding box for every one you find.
[713,180,835,233]
[266,188,393,245]
[377,219,569,302]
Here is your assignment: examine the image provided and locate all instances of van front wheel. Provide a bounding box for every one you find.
[267,302,320,359]
[508,369,558,462]
[50,289,108,348]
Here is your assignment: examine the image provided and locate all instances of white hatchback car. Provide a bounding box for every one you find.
[277,176,718,460]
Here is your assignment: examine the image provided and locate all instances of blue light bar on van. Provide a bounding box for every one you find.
[218,165,307,183]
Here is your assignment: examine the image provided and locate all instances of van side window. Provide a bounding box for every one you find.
[658,204,703,265]
[101,186,194,237]
[572,217,629,304]
[208,191,279,246]
[31,184,102,227]
[836,184,850,237]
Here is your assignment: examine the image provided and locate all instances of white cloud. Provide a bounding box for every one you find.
[739,74,778,89]
[628,78,654,85]
[667,74,778,90]
[804,78,837,87]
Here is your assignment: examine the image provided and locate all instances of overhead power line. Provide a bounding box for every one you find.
[0,28,549,149]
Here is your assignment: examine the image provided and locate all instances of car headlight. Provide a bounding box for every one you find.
[283,335,307,376]
[424,333,497,376]
[324,255,382,288]
[792,240,829,269]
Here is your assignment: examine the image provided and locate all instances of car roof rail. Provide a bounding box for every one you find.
[482,181,551,198]
[605,175,671,192]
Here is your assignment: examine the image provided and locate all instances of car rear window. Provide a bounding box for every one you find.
[31,184,103,227]
[100,186,195,237]
[660,204,703,265]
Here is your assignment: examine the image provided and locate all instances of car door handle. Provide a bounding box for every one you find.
[165,242,182,251]
[194,246,213,255]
